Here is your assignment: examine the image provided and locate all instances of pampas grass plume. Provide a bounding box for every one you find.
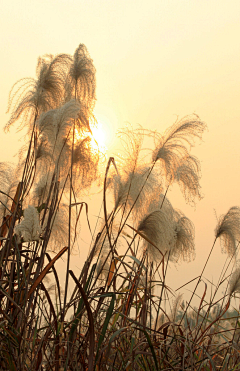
[229,266,240,296]
[152,115,206,181]
[215,206,240,257]
[15,205,42,242]
[137,210,176,262]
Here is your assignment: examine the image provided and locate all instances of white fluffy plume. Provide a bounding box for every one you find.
[15,205,42,242]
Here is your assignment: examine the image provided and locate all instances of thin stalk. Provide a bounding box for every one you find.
[180,237,217,326]
[63,85,77,321]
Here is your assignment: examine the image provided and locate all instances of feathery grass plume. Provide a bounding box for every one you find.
[143,188,174,219]
[108,165,158,216]
[171,210,195,263]
[228,266,240,296]
[109,128,158,214]
[5,53,71,132]
[152,115,206,181]
[117,126,144,167]
[37,99,81,147]
[0,162,19,220]
[174,155,202,205]
[37,100,99,194]
[137,210,176,262]
[64,44,96,109]
[34,136,52,166]
[43,203,70,251]
[170,293,183,322]
[72,136,99,190]
[215,206,240,257]
[15,205,42,242]
[32,172,53,206]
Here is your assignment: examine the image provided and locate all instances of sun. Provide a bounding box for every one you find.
[91,121,107,151]
[74,115,115,154]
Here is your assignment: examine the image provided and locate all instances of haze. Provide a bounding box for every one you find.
[1,0,240,299]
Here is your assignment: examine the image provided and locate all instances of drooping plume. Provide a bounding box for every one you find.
[215,206,240,257]
[152,115,206,181]
[5,53,71,132]
[229,266,240,296]
[37,99,81,148]
[174,155,202,205]
[137,210,176,262]
[108,127,160,218]
[171,210,195,263]
[108,165,159,216]
[36,100,99,195]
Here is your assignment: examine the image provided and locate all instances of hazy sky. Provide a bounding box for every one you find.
[1,1,240,299]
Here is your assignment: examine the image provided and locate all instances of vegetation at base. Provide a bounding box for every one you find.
[0,43,240,370]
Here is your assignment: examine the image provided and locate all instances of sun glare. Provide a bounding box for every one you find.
[74,116,114,154]
[91,121,107,151]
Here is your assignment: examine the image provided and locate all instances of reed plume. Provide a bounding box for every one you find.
[5,54,71,132]
[152,115,206,181]
[15,205,42,242]
[64,44,96,110]
[0,162,19,221]
[228,266,240,296]
[137,210,176,262]
[109,165,158,215]
[171,210,195,263]
[215,206,240,257]
[174,155,202,205]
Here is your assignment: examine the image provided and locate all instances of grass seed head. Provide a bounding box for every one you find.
[215,206,240,257]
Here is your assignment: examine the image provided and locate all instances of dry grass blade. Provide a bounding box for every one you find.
[27,245,68,299]
[69,270,95,371]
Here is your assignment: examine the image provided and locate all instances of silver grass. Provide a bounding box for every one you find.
[72,136,99,191]
[64,44,96,109]
[0,163,19,220]
[44,203,70,250]
[117,126,144,171]
[5,53,71,131]
[58,135,99,195]
[174,155,202,205]
[108,165,158,215]
[152,115,206,181]
[37,101,99,194]
[137,210,176,262]
[171,210,195,263]
[35,137,52,164]
[15,205,42,242]
[229,266,240,296]
[143,189,174,220]
[108,127,155,214]
[32,173,52,205]
[37,100,81,146]
[215,206,240,257]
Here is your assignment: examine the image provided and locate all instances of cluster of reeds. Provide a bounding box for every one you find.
[0,43,240,370]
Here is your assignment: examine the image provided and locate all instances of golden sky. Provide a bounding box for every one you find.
[1,0,240,298]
